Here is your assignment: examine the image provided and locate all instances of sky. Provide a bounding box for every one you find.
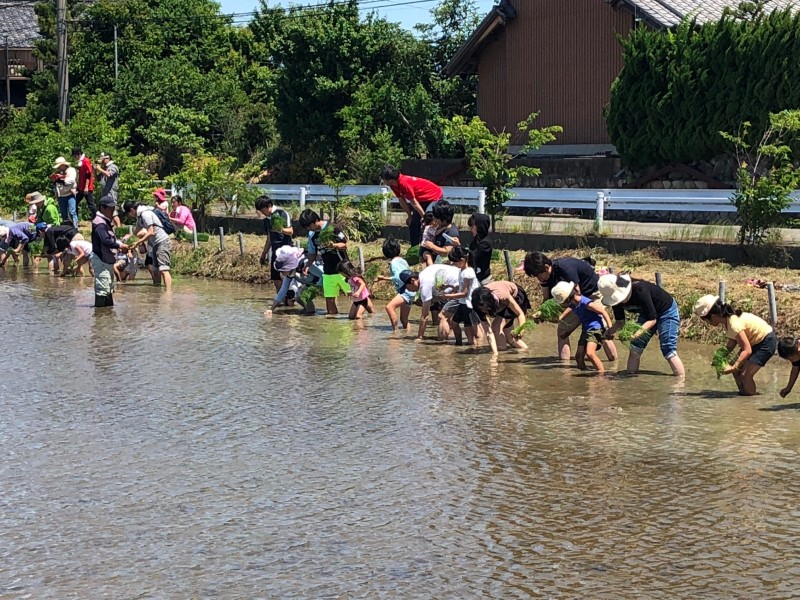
[218,0,497,33]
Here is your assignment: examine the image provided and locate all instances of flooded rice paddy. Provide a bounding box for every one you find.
[2,270,800,598]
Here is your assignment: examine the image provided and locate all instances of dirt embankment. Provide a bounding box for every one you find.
[170,235,800,346]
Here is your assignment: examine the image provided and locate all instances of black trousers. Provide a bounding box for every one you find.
[76,190,96,218]
[409,210,422,246]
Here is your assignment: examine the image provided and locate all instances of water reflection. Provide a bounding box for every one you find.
[1,269,800,597]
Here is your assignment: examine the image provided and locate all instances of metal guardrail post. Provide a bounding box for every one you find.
[477,189,486,214]
[595,192,606,232]
[380,186,389,219]
[299,186,307,210]
[192,228,198,250]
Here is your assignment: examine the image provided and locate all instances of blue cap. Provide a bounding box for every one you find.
[35,222,48,231]
[398,270,418,294]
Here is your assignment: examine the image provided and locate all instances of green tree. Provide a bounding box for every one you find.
[442,113,562,231]
[720,110,800,246]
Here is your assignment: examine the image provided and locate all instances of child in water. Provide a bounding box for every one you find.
[551,281,616,373]
[376,237,414,332]
[777,337,800,398]
[338,260,375,320]
[694,294,777,396]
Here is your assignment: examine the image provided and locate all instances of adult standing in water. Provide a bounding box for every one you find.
[91,196,128,308]
[598,274,685,377]
[380,166,443,246]
[523,251,616,362]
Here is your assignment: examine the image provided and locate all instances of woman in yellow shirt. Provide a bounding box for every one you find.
[694,295,777,396]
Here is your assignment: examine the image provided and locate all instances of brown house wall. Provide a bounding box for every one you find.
[477,0,633,146]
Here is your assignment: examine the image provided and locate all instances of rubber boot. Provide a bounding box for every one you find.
[95,294,106,308]
[106,294,114,307]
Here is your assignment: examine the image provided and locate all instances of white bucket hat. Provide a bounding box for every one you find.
[0,225,8,239]
[551,281,576,305]
[598,273,633,306]
[693,294,719,318]
[53,156,70,169]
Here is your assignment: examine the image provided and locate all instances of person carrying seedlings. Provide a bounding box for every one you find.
[440,246,480,346]
[299,209,350,316]
[420,201,459,263]
[777,337,800,398]
[256,195,293,294]
[693,294,777,396]
[551,281,616,373]
[375,237,415,332]
[397,263,461,341]
[264,246,314,316]
[598,274,685,377]
[471,281,531,354]
[91,195,129,308]
[337,260,375,320]
[523,251,615,362]
[468,213,493,285]
[380,165,443,246]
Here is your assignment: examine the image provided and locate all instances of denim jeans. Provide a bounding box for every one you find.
[630,299,680,359]
[58,195,78,226]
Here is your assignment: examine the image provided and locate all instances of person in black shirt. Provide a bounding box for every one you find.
[598,274,685,377]
[256,195,294,293]
[421,201,459,262]
[39,223,78,272]
[468,213,493,284]
[523,251,615,362]
[299,209,349,316]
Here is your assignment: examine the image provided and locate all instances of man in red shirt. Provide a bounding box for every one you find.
[72,147,96,218]
[381,165,443,246]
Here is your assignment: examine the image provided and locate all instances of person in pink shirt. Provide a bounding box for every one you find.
[169,195,196,233]
[338,260,374,320]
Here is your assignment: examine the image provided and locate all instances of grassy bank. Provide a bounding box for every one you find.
[170,234,800,345]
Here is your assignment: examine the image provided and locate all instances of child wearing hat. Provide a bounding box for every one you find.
[599,274,685,377]
[551,281,616,373]
[694,294,777,396]
[26,192,61,226]
[265,246,313,316]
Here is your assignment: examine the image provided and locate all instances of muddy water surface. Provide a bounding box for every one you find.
[2,270,800,598]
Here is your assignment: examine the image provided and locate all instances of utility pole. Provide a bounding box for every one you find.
[56,0,69,123]
[4,36,10,109]
[113,25,118,79]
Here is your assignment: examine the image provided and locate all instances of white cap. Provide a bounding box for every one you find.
[693,294,719,317]
[551,281,576,305]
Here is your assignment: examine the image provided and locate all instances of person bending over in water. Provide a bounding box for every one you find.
[375,237,414,332]
[694,294,776,396]
[471,282,531,354]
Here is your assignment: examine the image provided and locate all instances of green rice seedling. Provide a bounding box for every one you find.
[299,285,320,305]
[364,263,381,282]
[406,245,420,265]
[711,346,732,379]
[317,225,337,247]
[270,212,287,232]
[535,299,563,323]
[617,321,650,346]
[511,320,536,338]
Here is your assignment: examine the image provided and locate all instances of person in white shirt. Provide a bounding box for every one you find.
[51,156,78,226]
[440,246,480,346]
[397,263,461,341]
[56,234,94,276]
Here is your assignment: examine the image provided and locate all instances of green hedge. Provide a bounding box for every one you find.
[606,9,800,169]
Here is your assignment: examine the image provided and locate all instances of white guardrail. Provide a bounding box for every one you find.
[254,184,800,229]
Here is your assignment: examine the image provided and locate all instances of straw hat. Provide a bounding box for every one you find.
[53,156,70,169]
[693,294,719,318]
[25,191,44,204]
[598,274,633,306]
[550,281,576,305]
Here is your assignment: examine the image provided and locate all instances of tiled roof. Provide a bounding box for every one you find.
[624,0,797,27]
[0,1,39,48]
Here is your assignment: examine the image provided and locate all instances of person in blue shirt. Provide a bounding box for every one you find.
[375,236,414,332]
[551,281,617,373]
